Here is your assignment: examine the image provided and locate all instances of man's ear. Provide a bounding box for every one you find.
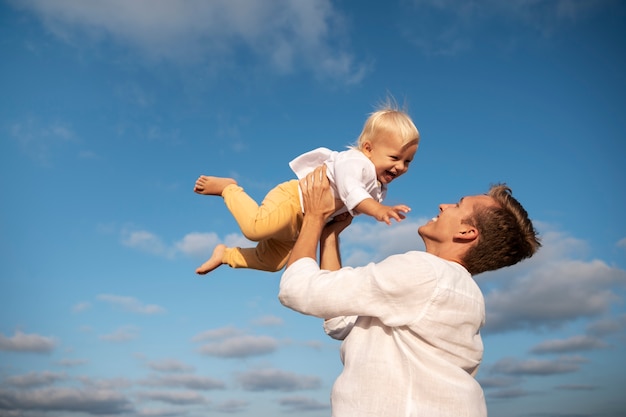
[454,225,478,242]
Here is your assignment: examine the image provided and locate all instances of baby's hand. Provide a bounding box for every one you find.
[376,204,411,225]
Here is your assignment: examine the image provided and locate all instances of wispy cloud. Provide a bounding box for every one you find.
[198,335,279,358]
[490,356,585,376]
[8,118,78,164]
[174,232,221,258]
[586,314,626,337]
[122,227,249,260]
[99,325,140,343]
[0,330,56,353]
[251,315,284,327]
[235,368,321,391]
[3,371,66,388]
[147,359,194,374]
[11,0,366,83]
[72,301,91,313]
[406,0,613,55]
[140,374,226,391]
[121,229,170,257]
[214,399,250,413]
[530,335,609,354]
[97,294,166,315]
[56,358,88,368]
[278,395,330,411]
[0,386,133,414]
[135,390,207,405]
[481,227,626,334]
[192,326,245,342]
[339,219,426,266]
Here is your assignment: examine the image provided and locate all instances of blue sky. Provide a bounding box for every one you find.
[1,0,625,416]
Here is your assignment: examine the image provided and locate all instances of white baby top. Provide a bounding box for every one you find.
[289,147,386,216]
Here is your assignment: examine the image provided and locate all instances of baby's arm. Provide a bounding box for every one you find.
[354,198,410,225]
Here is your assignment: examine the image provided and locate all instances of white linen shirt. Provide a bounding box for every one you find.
[278,252,487,417]
[289,147,386,216]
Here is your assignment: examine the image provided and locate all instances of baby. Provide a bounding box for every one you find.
[193,104,419,274]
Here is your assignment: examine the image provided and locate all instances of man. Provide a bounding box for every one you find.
[278,166,540,417]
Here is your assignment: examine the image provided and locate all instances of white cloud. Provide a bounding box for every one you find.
[4,371,67,388]
[135,390,207,405]
[9,118,78,163]
[140,374,225,391]
[251,315,284,327]
[12,0,366,83]
[56,358,88,368]
[0,386,132,414]
[97,294,166,315]
[198,335,278,358]
[481,225,626,334]
[175,232,220,258]
[121,229,169,257]
[236,368,321,392]
[586,314,626,337]
[192,326,245,342]
[407,0,612,55]
[279,395,330,411]
[484,258,625,333]
[0,330,56,353]
[530,335,609,354]
[412,0,607,26]
[214,399,250,413]
[123,227,249,260]
[77,376,133,390]
[340,219,425,266]
[147,359,194,374]
[99,325,140,343]
[490,356,585,376]
[72,301,91,313]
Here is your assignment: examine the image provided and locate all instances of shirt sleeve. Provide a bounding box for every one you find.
[323,316,358,340]
[289,147,334,179]
[332,152,380,213]
[278,254,438,327]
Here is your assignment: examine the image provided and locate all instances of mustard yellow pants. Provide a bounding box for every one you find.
[221,179,303,272]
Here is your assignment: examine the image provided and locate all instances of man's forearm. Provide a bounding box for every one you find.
[286,214,326,268]
[320,230,341,271]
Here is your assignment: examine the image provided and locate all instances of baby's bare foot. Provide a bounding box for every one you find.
[196,244,227,275]
[193,176,237,196]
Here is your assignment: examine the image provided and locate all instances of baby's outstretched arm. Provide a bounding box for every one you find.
[354,198,410,225]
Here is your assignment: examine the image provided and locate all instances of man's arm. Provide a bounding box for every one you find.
[285,165,337,269]
[319,213,352,271]
[319,213,358,339]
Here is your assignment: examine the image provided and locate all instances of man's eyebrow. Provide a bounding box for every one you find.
[459,197,465,204]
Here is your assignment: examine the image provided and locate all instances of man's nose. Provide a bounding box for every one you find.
[439,203,452,212]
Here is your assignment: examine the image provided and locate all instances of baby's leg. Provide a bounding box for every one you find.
[194,176,237,196]
[224,180,301,242]
[222,239,294,272]
[196,244,227,275]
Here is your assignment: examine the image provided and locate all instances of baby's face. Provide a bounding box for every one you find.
[362,132,418,185]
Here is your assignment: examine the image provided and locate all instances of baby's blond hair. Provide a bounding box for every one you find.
[354,99,420,150]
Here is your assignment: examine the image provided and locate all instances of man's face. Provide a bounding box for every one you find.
[418,194,496,244]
